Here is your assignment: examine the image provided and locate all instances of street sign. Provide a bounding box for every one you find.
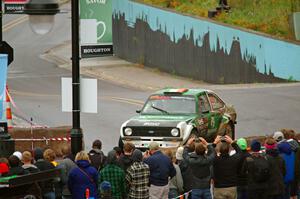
[0,42,13,66]
[4,0,28,14]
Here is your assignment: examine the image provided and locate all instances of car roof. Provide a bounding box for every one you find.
[153,88,209,96]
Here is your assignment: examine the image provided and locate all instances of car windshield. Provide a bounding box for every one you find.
[141,95,196,115]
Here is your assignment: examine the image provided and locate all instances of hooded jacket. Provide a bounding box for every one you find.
[265,148,286,196]
[88,148,106,171]
[68,160,98,199]
[278,142,295,183]
[182,144,215,189]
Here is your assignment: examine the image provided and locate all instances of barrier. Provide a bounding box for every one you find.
[9,126,72,153]
[5,86,12,129]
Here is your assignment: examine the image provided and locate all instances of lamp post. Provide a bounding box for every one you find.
[24,0,83,155]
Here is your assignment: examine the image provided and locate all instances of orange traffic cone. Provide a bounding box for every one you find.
[6,86,13,129]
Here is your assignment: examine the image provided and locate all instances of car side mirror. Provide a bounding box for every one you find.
[136,110,141,113]
[202,110,209,114]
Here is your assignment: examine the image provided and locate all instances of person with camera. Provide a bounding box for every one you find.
[182,136,215,199]
[212,135,242,199]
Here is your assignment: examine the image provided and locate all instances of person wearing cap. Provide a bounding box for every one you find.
[99,150,126,199]
[264,137,286,199]
[182,137,215,199]
[126,149,150,199]
[242,140,271,199]
[143,141,176,199]
[236,138,250,199]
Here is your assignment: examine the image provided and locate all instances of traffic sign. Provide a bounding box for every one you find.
[0,41,14,66]
[4,0,28,14]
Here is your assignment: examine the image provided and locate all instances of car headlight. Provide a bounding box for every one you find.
[171,128,179,136]
[124,127,132,136]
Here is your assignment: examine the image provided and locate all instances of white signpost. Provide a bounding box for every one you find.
[61,77,98,113]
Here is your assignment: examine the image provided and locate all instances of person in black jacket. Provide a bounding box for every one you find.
[118,142,135,172]
[7,155,27,176]
[183,137,215,199]
[88,139,106,171]
[236,138,250,199]
[213,135,242,199]
[242,140,270,199]
[34,147,56,199]
[264,137,286,199]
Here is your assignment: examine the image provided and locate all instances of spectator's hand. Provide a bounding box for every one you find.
[199,137,208,146]
[225,135,233,144]
[214,136,221,145]
[143,150,151,159]
[187,137,195,145]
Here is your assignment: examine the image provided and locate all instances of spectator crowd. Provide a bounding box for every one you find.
[0,128,300,199]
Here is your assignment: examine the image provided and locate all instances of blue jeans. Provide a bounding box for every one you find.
[191,188,212,199]
[43,192,55,199]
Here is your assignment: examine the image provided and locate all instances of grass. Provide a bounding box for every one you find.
[140,0,300,40]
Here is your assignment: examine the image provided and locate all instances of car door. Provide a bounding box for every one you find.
[207,92,226,136]
[196,93,211,139]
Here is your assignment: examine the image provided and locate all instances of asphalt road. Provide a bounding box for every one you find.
[4,5,300,153]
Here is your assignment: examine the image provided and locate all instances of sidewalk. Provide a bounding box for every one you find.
[42,41,300,91]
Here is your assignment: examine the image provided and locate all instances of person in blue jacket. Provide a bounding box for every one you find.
[278,141,295,199]
[68,151,98,199]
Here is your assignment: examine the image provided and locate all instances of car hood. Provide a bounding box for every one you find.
[126,115,195,127]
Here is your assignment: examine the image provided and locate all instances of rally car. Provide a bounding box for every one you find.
[120,88,237,149]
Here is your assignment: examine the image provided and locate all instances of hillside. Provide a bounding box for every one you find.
[141,0,300,40]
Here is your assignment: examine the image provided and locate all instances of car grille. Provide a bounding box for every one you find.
[125,127,179,137]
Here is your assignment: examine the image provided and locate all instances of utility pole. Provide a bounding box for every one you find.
[70,0,82,156]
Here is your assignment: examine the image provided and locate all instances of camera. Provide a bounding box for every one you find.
[220,136,226,142]
[194,138,200,143]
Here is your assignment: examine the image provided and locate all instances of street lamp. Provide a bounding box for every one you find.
[24,0,59,35]
[24,0,82,155]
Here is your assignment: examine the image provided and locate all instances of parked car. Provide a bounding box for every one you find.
[119,88,237,149]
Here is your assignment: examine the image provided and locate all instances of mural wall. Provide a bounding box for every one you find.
[113,0,300,84]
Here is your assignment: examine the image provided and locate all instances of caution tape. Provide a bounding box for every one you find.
[6,87,49,128]
[172,190,192,199]
[14,137,71,145]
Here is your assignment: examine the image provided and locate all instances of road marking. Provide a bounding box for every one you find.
[10,89,144,106]
[3,16,28,32]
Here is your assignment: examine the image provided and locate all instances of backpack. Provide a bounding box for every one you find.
[249,154,270,183]
[88,150,105,171]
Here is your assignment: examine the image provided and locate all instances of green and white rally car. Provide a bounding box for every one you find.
[120,88,237,149]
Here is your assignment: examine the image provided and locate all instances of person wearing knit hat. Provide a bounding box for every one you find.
[250,140,261,152]
[243,139,271,199]
[236,138,251,199]
[273,131,285,143]
[13,151,22,161]
[237,138,247,151]
[264,137,285,198]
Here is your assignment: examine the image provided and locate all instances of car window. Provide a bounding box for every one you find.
[208,93,225,110]
[142,95,196,114]
[198,94,210,113]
